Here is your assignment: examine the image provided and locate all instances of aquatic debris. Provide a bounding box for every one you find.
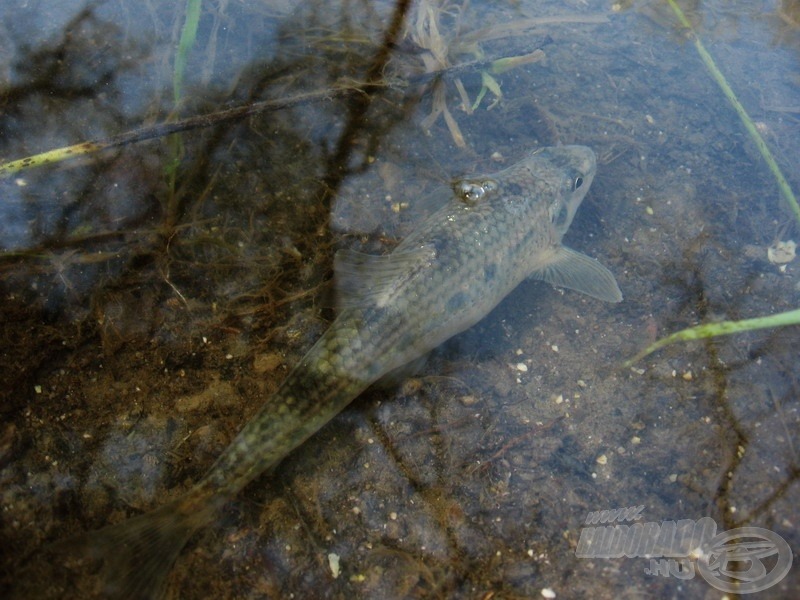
[767,240,796,265]
[403,1,604,146]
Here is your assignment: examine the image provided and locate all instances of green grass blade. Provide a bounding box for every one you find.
[623,308,800,367]
[665,0,800,224]
[174,0,202,106]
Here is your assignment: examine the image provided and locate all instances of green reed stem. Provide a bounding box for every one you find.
[666,0,800,224]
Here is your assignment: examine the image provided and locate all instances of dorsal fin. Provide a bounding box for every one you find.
[334,246,436,309]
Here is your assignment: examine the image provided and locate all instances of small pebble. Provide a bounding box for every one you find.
[328,553,340,578]
[460,395,479,406]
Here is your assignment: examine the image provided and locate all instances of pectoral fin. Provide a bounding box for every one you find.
[334,246,435,309]
[534,246,622,302]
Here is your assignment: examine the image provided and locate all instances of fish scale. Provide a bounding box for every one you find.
[27,145,621,599]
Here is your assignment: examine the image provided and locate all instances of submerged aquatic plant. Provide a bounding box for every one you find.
[626,1,800,366]
[665,0,800,224]
[403,0,470,146]
[401,0,553,146]
[624,308,800,367]
[165,0,203,210]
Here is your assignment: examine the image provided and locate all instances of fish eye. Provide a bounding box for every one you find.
[456,179,496,205]
[456,182,484,204]
[573,176,584,191]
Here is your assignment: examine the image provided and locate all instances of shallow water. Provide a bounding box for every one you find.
[1,0,798,598]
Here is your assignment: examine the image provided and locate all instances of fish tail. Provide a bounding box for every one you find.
[15,491,218,600]
[84,497,211,599]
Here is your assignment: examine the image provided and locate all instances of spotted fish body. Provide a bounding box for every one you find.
[47,146,621,598]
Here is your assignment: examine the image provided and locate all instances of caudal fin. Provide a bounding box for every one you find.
[12,494,215,600]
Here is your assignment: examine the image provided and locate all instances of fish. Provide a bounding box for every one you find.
[27,145,621,599]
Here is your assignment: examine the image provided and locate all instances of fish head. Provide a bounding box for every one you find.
[452,145,597,241]
[534,145,597,238]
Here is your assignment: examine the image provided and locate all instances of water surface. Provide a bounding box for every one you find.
[1,0,798,598]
